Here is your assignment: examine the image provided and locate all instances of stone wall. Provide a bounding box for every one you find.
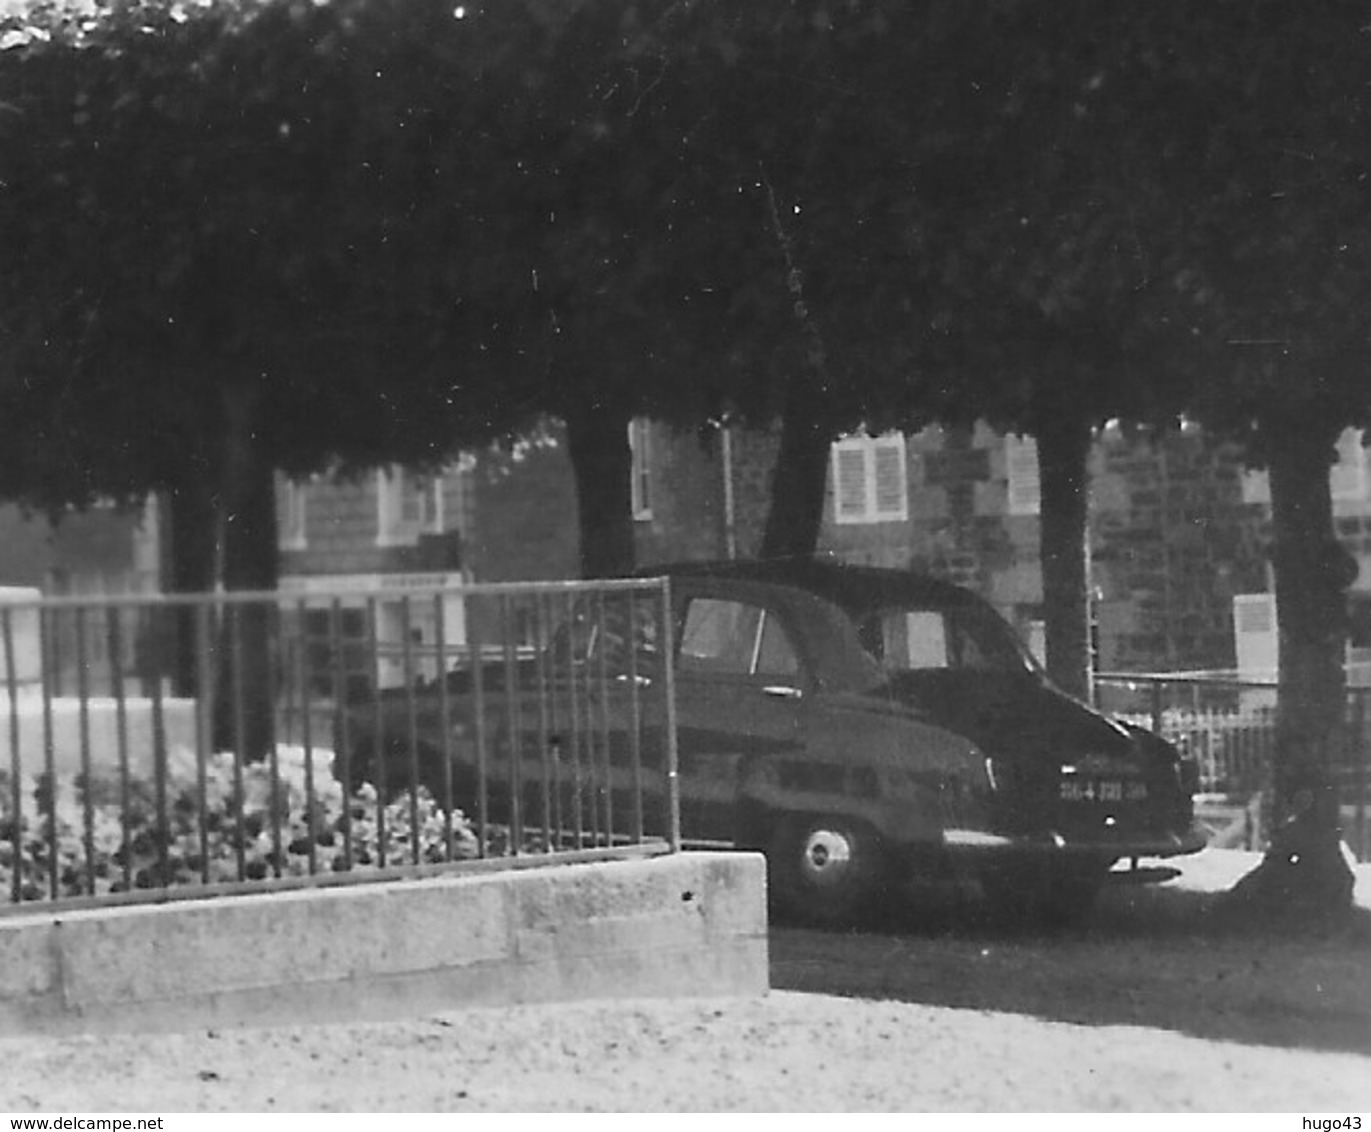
[0,852,768,1037]
[279,472,466,578]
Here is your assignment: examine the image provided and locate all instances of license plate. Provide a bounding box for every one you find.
[1059,778,1147,803]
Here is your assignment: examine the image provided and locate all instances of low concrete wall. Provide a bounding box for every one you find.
[0,852,768,1036]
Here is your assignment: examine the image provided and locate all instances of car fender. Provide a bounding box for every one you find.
[737,696,993,848]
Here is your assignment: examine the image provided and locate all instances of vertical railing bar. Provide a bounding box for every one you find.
[280,634,295,748]
[75,606,95,896]
[107,609,131,894]
[149,607,170,894]
[47,603,63,699]
[594,590,612,846]
[193,604,212,886]
[435,594,455,861]
[545,591,564,851]
[1150,678,1164,736]
[585,592,601,848]
[1355,688,1367,862]
[549,592,566,850]
[659,578,681,852]
[502,593,522,856]
[4,610,23,903]
[1243,709,1254,793]
[400,595,420,866]
[329,599,353,872]
[471,601,489,858]
[297,600,318,877]
[587,590,599,847]
[566,590,584,850]
[627,591,645,844]
[39,608,58,899]
[263,601,283,880]
[367,597,386,870]
[535,592,553,852]
[230,605,248,882]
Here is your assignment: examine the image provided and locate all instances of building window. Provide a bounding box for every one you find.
[1005,435,1041,516]
[832,432,908,524]
[629,417,653,521]
[377,466,443,547]
[279,478,309,551]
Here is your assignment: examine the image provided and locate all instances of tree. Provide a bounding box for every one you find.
[0,0,473,752]
[656,2,957,562]
[664,2,1197,704]
[415,0,770,577]
[1143,1,1371,917]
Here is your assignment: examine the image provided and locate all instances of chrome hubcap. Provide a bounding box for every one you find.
[800,827,854,888]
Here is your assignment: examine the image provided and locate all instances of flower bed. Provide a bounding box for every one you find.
[0,746,480,904]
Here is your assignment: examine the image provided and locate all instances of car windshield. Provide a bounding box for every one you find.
[856,603,1041,677]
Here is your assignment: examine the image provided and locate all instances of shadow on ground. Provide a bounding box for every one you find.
[769,882,1371,1057]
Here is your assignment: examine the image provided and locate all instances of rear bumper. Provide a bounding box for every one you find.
[942,822,1208,860]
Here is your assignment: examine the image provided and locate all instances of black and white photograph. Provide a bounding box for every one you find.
[0,0,1369,1115]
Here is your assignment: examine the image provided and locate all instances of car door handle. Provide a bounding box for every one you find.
[762,684,803,700]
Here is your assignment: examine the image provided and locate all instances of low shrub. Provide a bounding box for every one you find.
[0,746,479,903]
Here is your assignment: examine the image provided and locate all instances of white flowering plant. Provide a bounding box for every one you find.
[0,745,480,903]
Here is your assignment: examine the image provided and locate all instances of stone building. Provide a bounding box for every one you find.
[807,421,1370,675]
[272,416,1371,681]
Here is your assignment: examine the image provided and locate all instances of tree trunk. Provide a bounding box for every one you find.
[165,480,220,697]
[564,401,636,579]
[212,383,280,761]
[1034,413,1093,702]
[757,169,833,562]
[1229,413,1355,922]
[758,369,831,561]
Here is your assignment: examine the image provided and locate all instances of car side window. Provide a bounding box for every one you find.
[680,598,759,674]
[679,598,798,678]
[755,610,799,677]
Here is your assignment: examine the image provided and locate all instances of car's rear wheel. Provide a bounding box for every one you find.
[767,812,886,926]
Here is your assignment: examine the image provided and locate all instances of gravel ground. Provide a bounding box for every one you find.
[2,850,1369,1113]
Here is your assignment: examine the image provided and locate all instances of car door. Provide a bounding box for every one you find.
[671,588,809,844]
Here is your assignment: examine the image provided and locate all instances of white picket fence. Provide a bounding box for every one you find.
[1113,699,1370,860]
[1117,705,1278,795]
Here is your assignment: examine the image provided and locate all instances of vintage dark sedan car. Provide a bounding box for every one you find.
[337,565,1205,925]
[664,559,1207,915]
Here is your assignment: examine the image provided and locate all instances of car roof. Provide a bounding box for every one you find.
[644,557,987,615]
[644,565,891,693]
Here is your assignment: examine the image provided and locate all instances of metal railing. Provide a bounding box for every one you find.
[1094,672,1370,860]
[0,578,680,910]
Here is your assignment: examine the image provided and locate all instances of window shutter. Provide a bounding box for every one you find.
[1233,594,1278,680]
[378,466,442,544]
[833,433,908,524]
[833,445,870,523]
[278,478,308,550]
[1005,436,1041,516]
[629,418,653,520]
[1235,596,1274,635]
[400,473,426,526]
[872,439,908,520]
